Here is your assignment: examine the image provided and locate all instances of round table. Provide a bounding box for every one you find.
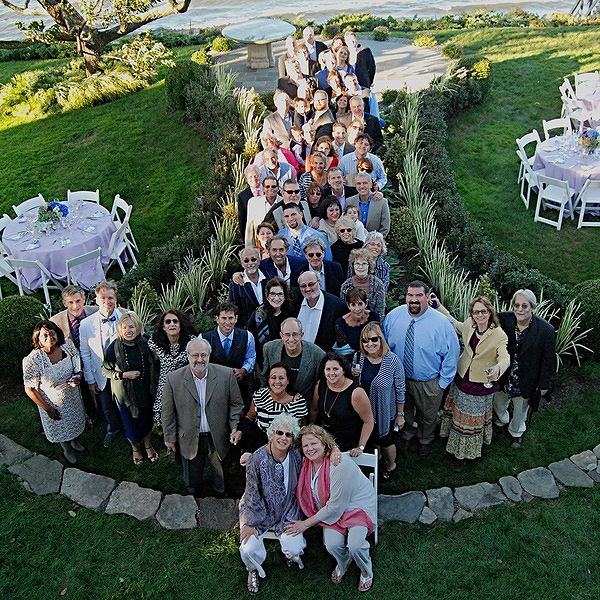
[533,134,600,193]
[576,80,600,127]
[2,201,116,290]
[221,18,296,70]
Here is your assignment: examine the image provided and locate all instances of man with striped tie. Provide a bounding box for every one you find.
[383,281,460,457]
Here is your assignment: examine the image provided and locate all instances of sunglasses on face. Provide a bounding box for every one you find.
[339,228,353,233]
[264,184,279,189]
[275,430,294,438]
[164,318,179,325]
[284,189,300,194]
[242,257,258,263]
[307,252,323,258]
[362,336,380,343]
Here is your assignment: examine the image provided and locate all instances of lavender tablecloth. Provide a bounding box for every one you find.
[533,134,600,194]
[2,202,116,290]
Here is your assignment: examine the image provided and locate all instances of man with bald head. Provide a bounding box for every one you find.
[162,338,244,498]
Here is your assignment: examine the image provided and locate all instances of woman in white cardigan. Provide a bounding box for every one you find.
[436,295,510,460]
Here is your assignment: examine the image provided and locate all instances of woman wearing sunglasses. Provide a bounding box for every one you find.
[148,309,196,426]
[435,296,510,460]
[353,322,405,480]
[330,216,363,275]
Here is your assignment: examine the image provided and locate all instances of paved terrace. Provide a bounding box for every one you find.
[214,34,451,95]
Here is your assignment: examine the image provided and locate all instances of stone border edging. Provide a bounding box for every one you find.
[1,433,599,530]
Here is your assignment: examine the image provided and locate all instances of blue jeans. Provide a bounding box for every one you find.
[97,383,122,435]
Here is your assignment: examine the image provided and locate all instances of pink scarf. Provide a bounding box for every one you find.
[296,456,374,535]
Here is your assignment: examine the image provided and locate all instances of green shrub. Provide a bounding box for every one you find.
[191,49,213,65]
[259,91,275,112]
[383,134,407,182]
[211,36,234,52]
[442,43,463,59]
[0,295,45,379]
[164,60,207,111]
[569,280,600,354]
[373,26,389,41]
[413,34,437,47]
[321,24,340,39]
[387,207,417,255]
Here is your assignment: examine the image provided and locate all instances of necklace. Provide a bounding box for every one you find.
[168,341,180,357]
[123,342,144,381]
[476,326,489,336]
[323,386,341,418]
[268,443,286,471]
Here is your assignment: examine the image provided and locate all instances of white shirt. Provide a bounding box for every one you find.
[99,312,119,353]
[243,270,266,305]
[309,264,326,290]
[192,370,210,433]
[298,291,325,344]
[333,142,346,160]
[275,257,292,284]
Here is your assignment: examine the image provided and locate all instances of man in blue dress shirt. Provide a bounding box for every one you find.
[383,280,460,457]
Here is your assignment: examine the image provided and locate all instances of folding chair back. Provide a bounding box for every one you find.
[577,180,600,228]
[12,194,45,217]
[67,189,100,204]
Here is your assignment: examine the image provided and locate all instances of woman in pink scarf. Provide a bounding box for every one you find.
[285,424,376,592]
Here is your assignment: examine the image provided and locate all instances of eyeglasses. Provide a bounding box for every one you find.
[242,257,258,263]
[299,281,318,289]
[472,309,489,315]
[268,292,285,298]
[282,331,301,338]
[361,336,380,343]
[274,430,294,438]
[354,261,369,267]
[513,303,530,309]
[339,228,353,233]
[284,189,300,194]
[188,353,209,360]
[306,252,323,258]
[164,318,179,324]
[264,184,279,189]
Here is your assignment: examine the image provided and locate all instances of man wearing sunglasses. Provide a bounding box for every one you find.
[299,236,345,297]
[264,179,312,230]
[228,247,267,327]
[278,203,333,262]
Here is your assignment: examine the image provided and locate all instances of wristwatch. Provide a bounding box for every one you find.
[397,411,404,417]
[358,445,365,451]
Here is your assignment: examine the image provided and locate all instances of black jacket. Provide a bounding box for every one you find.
[294,290,347,351]
[299,260,345,297]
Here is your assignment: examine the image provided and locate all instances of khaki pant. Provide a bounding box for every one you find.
[402,378,444,445]
[493,391,529,438]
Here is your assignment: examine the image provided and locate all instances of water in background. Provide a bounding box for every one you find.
[0,0,575,38]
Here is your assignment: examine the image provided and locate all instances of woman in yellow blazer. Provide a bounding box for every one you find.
[436,296,510,459]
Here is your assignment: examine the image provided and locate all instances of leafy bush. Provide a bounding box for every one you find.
[381,90,399,106]
[211,36,234,52]
[321,24,340,39]
[0,295,45,379]
[569,280,600,354]
[383,134,407,182]
[259,91,275,112]
[164,60,207,111]
[413,34,437,47]
[106,33,175,79]
[387,207,417,255]
[373,26,389,41]
[325,13,391,32]
[442,43,463,59]
[191,49,213,65]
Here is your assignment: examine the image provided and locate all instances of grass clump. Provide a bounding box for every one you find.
[442,43,463,59]
[413,34,437,47]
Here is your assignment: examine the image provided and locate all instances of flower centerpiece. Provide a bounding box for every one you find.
[579,129,599,155]
[36,200,69,232]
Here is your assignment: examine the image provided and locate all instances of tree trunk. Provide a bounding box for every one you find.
[76,27,105,77]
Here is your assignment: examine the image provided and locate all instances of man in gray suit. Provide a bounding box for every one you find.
[51,284,99,424]
[261,318,325,403]
[162,338,244,498]
[262,90,294,150]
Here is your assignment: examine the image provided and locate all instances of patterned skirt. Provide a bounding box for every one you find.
[439,383,493,460]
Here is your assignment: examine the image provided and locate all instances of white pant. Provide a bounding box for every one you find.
[493,392,529,438]
[323,526,372,578]
[240,531,306,578]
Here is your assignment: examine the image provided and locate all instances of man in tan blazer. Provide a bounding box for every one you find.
[162,338,244,498]
[262,90,294,149]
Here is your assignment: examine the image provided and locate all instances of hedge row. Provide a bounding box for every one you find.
[383,55,568,308]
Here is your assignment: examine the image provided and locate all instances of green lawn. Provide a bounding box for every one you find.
[440,26,600,286]
[1,467,598,600]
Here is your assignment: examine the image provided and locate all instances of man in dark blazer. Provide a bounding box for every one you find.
[300,236,345,297]
[237,165,262,236]
[295,271,347,351]
[261,317,325,402]
[162,338,244,497]
[495,289,556,449]
[325,166,357,212]
[345,31,376,90]
[302,26,326,62]
[259,235,308,288]
[349,96,383,152]
[228,247,267,328]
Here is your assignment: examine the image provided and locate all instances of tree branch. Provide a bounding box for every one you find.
[0,0,45,15]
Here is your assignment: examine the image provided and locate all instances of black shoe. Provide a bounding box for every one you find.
[398,437,411,451]
[103,431,119,448]
[493,423,507,437]
[381,466,397,481]
[418,443,432,458]
[510,436,523,449]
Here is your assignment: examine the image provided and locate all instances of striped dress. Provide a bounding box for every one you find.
[252,387,308,432]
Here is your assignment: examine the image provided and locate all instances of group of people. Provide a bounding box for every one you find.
[20,30,558,596]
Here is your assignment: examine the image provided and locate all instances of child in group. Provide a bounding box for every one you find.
[343,204,367,242]
[290,126,309,174]
[293,97,313,128]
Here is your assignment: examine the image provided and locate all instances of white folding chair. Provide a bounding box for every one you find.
[516,130,541,184]
[0,214,19,298]
[111,194,139,252]
[577,180,600,228]
[516,150,545,210]
[106,221,137,275]
[559,80,591,130]
[12,194,45,217]
[534,174,576,231]
[6,257,64,309]
[67,189,100,204]
[575,71,599,93]
[542,117,572,140]
[66,246,104,288]
[350,449,378,545]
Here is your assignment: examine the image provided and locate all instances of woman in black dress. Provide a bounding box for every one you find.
[309,352,373,455]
